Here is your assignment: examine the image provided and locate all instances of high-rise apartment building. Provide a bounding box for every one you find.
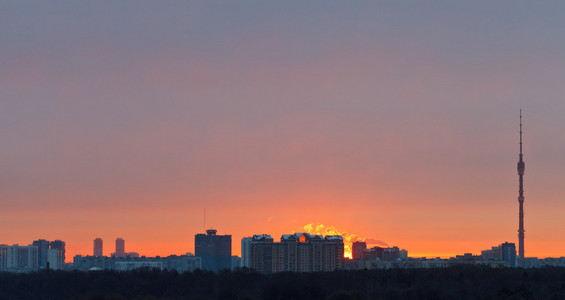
[49,240,66,265]
[501,242,517,268]
[0,245,39,272]
[241,237,252,268]
[352,241,367,260]
[112,238,126,258]
[195,229,232,272]
[47,248,65,270]
[248,235,274,273]
[93,238,103,257]
[247,233,344,274]
[32,239,50,269]
[0,245,8,271]
[32,239,66,269]
[116,238,125,254]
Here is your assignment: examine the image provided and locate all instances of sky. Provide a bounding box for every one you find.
[2,1,565,261]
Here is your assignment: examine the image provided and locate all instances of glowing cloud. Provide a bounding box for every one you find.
[301,223,388,258]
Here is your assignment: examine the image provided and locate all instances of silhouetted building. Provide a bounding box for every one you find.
[481,242,517,268]
[31,239,65,270]
[93,238,103,257]
[116,238,125,256]
[49,240,66,266]
[363,246,384,260]
[248,233,344,274]
[501,242,517,268]
[47,248,65,270]
[382,246,400,261]
[231,256,241,270]
[241,237,252,268]
[116,238,124,253]
[72,254,201,272]
[399,249,408,259]
[163,253,201,272]
[248,235,274,273]
[451,253,481,265]
[112,238,127,258]
[482,246,500,260]
[0,246,8,271]
[353,245,402,262]
[32,239,50,269]
[195,229,232,272]
[0,244,39,272]
[352,241,366,260]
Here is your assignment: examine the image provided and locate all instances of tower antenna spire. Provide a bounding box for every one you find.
[520,109,523,156]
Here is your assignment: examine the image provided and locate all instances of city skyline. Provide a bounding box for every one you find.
[0,232,545,272]
[2,1,565,261]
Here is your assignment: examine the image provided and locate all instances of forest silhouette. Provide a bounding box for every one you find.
[2,266,565,299]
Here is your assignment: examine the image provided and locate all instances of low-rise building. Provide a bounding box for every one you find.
[72,254,201,272]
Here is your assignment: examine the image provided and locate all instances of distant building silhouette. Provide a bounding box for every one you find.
[48,240,66,269]
[32,239,65,270]
[32,239,50,269]
[0,244,39,272]
[93,238,103,257]
[194,229,232,272]
[73,253,201,272]
[241,237,252,268]
[351,244,403,262]
[248,234,273,273]
[501,242,517,268]
[116,238,125,255]
[0,246,7,271]
[481,242,517,268]
[231,256,241,270]
[247,233,344,274]
[399,249,408,259]
[352,241,366,260]
[112,238,126,258]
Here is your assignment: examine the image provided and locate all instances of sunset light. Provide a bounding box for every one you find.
[2,0,565,286]
[301,223,388,259]
[3,1,565,298]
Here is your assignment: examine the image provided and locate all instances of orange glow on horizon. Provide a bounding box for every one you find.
[301,223,389,259]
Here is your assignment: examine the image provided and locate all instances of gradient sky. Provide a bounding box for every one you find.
[2,1,565,261]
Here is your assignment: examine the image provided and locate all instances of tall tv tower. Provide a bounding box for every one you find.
[517,110,525,266]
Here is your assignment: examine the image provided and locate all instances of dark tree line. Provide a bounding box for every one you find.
[1,266,565,299]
